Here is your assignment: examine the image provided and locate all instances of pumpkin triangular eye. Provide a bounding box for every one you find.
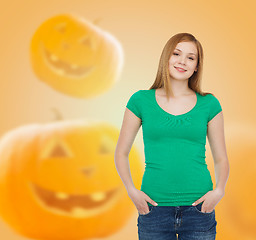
[79,35,91,46]
[49,143,68,158]
[99,135,115,154]
[79,35,97,50]
[55,22,67,33]
[40,138,73,160]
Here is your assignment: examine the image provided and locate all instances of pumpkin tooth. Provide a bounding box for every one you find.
[71,207,86,216]
[55,68,65,75]
[55,192,69,200]
[91,192,105,201]
[50,54,58,62]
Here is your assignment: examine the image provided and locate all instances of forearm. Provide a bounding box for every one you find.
[114,153,136,193]
[214,159,230,193]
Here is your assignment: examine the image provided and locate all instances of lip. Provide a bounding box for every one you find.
[175,67,187,72]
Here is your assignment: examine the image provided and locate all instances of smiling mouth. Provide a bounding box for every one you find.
[175,67,187,72]
[29,182,122,218]
[40,42,95,79]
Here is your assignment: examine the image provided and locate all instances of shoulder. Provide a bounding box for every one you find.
[127,89,150,99]
[199,92,221,104]
[126,90,145,107]
[126,90,149,119]
[202,93,222,122]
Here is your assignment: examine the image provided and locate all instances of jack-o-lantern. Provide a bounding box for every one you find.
[0,120,143,240]
[30,14,124,98]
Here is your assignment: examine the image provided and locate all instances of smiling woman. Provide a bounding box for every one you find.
[115,32,229,240]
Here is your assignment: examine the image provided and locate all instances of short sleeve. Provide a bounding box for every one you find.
[126,90,142,119]
[208,94,222,122]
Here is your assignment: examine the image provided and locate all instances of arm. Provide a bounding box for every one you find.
[207,111,230,195]
[114,108,158,213]
[192,111,230,211]
[114,107,142,193]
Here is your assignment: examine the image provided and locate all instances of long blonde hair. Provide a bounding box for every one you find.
[149,32,212,99]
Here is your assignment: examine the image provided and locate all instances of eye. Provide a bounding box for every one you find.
[54,22,67,33]
[173,52,195,60]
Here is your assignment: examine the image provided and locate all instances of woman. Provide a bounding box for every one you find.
[114,32,230,240]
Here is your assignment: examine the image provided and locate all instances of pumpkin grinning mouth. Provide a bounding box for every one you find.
[40,41,95,78]
[29,182,122,217]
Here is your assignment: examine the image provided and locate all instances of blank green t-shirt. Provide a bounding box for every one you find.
[126,89,222,206]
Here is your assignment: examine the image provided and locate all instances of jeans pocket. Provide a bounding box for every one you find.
[193,203,215,215]
[138,205,155,216]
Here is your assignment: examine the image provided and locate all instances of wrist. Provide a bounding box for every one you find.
[214,187,225,195]
[126,185,136,193]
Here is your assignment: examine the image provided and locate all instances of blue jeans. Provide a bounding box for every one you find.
[137,202,217,240]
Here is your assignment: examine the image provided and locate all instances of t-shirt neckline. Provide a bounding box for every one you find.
[152,88,198,117]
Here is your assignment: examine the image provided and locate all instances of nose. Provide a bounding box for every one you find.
[81,166,95,177]
[178,56,186,65]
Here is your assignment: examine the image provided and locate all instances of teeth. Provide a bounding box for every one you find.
[55,69,65,75]
[90,192,106,201]
[50,54,58,62]
[56,192,69,200]
[71,207,87,216]
[55,191,106,201]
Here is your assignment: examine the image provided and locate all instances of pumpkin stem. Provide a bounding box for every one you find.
[51,107,63,120]
[93,18,101,25]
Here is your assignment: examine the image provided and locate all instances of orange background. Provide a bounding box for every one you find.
[0,0,255,239]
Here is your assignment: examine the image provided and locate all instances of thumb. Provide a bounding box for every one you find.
[147,196,158,206]
[192,198,204,206]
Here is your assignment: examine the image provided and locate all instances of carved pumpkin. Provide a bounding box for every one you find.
[0,120,143,239]
[30,14,124,98]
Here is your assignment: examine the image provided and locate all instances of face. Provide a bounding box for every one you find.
[30,14,124,98]
[0,122,144,238]
[168,41,198,81]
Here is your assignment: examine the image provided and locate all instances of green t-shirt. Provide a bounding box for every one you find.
[126,89,222,206]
